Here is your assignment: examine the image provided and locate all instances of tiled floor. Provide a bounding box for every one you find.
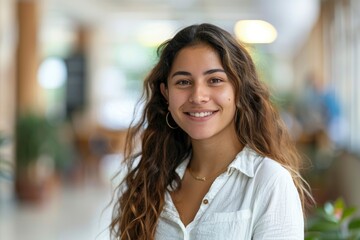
[0,154,125,240]
[0,183,113,240]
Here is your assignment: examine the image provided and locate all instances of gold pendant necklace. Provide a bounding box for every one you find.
[188,168,206,181]
[187,166,228,182]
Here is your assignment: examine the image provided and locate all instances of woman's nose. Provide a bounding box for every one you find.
[189,84,210,104]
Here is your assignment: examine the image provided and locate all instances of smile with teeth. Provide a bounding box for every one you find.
[188,111,214,118]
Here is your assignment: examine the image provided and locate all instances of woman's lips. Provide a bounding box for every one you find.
[186,111,217,118]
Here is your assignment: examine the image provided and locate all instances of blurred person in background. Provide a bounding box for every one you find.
[297,72,345,144]
[110,23,312,240]
[295,72,346,170]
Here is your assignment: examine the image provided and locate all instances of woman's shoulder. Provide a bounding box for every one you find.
[250,154,301,211]
[258,156,290,177]
[233,146,291,182]
[242,147,291,180]
[251,153,294,190]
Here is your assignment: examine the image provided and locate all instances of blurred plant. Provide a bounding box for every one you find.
[306,198,360,240]
[16,113,70,174]
[0,132,13,180]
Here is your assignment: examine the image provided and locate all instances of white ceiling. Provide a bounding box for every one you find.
[42,0,320,57]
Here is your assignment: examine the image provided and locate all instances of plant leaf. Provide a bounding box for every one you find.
[349,218,360,230]
[307,221,339,232]
[334,198,345,210]
[305,234,321,240]
[324,202,335,216]
[342,207,357,221]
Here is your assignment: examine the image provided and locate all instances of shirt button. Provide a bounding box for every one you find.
[203,199,209,204]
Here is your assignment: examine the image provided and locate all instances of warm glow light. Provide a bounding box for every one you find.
[136,21,176,47]
[234,20,277,44]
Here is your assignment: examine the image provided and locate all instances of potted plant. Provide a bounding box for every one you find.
[306,198,360,239]
[15,112,69,202]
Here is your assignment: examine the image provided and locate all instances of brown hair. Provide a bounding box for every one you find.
[110,23,312,240]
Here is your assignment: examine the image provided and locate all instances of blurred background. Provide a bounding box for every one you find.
[1,0,360,239]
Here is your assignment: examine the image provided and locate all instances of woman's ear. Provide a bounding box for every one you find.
[160,83,169,101]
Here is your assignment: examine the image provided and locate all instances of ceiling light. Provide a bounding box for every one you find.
[234,20,277,44]
[136,21,176,47]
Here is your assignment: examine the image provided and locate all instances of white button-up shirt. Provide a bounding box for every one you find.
[155,146,304,240]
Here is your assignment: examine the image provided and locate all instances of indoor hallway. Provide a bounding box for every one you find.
[0,182,112,240]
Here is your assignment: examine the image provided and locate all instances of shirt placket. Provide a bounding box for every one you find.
[186,171,231,234]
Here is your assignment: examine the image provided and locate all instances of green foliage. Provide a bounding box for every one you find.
[15,113,70,172]
[0,132,13,180]
[306,198,360,240]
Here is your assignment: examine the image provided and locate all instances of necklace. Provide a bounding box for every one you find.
[188,168,206,181]
[187,166,228,182]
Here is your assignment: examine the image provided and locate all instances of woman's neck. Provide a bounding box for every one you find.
[190,134,243,175]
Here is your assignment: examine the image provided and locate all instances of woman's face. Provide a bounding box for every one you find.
[161,44,237,141]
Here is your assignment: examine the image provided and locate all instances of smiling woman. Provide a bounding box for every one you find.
[110,23,313,240]
[160,44,237,141]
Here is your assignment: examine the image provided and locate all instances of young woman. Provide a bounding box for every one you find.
[110,23,312,240]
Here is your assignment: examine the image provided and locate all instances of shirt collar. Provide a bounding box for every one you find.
[175,157,190,179]
[174,146,259,179]
[228,146,259,178]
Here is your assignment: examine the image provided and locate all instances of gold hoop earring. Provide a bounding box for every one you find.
[166,112,178,129]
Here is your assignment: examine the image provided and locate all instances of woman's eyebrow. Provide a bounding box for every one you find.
[171,71,191,78]
[203,69,225,75]
[171,69,225,78]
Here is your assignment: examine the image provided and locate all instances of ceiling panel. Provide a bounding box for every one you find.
[41,0,320,57]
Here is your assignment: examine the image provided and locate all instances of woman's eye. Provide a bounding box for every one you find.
[209,78,222,84]
[176,80,191,86]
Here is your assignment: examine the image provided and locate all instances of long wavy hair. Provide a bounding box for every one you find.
[110,23,312,240]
